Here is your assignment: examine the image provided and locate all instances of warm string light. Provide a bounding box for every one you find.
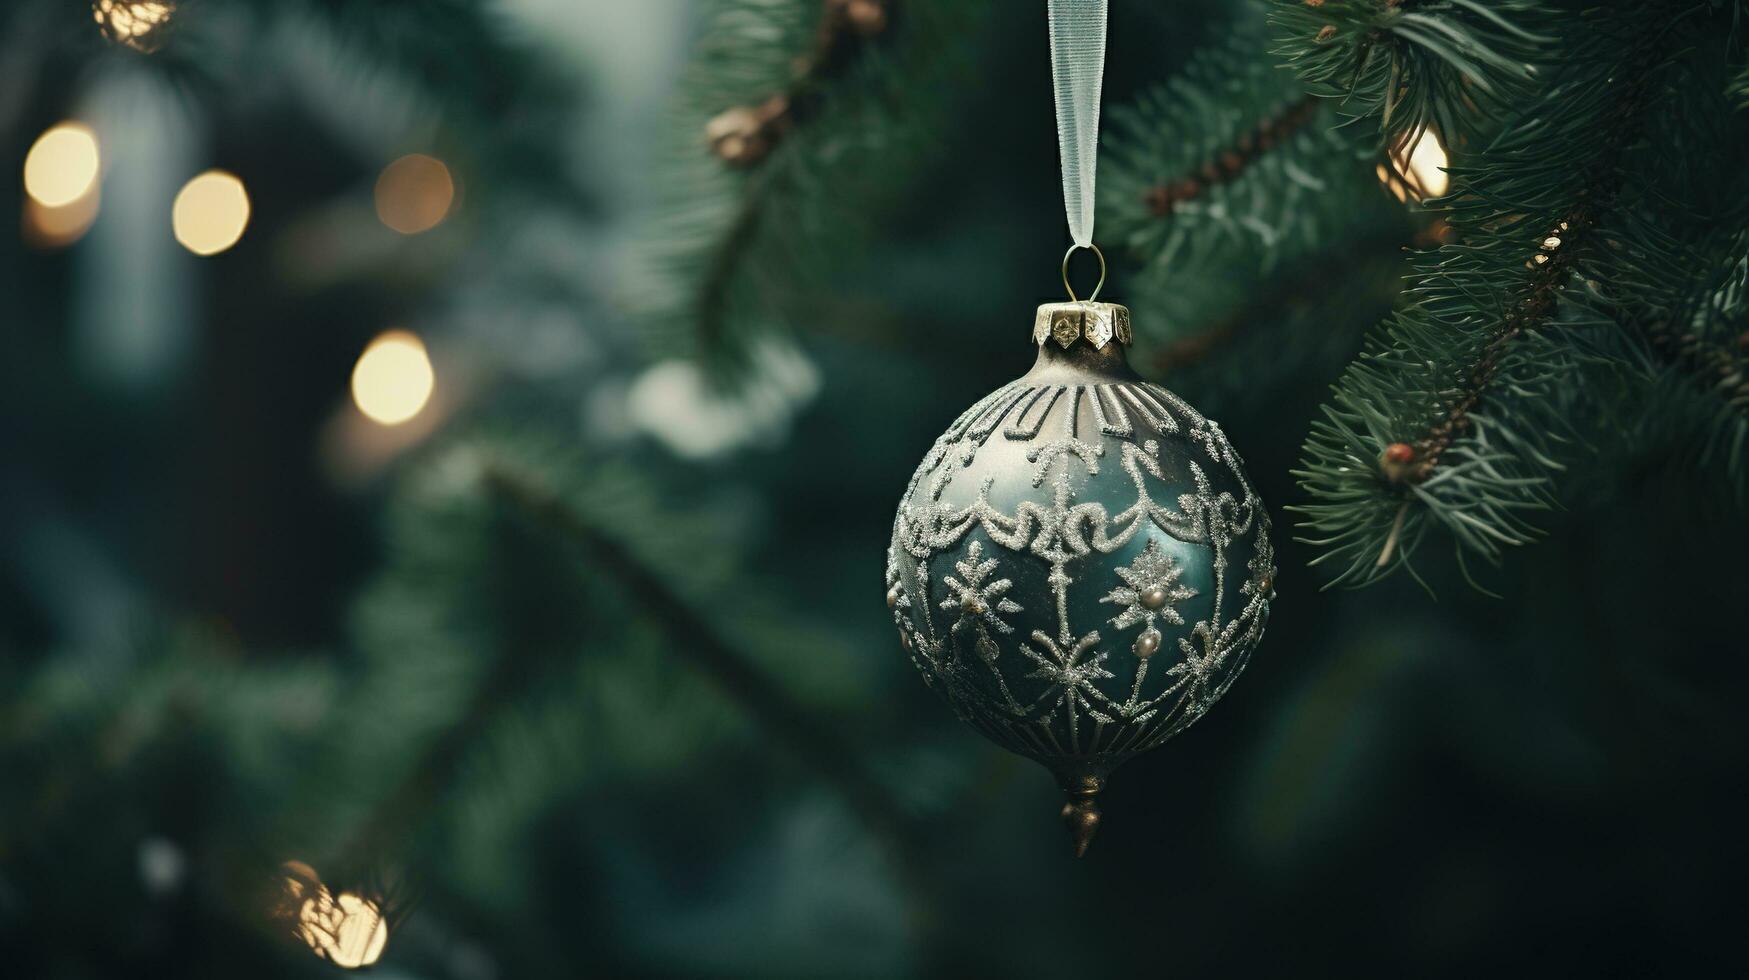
[1377,130,1449,203]
[277,861,389,970]
[172,170,250,256]
[351,330,436,426]
[22,122,102,248]
[24,123,100,208]
[93,1,175,51]
[374,154,454,235]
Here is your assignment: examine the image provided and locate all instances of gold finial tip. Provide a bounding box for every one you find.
[1032,301,1132,351]
[1061,796,1101,857]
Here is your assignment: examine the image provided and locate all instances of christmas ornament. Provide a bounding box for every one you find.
[883,0,1274,856]
[884,290,1276,855]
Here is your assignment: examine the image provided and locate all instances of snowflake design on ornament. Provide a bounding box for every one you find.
[940,540,1022,635]
[1101,538,1196,630]
[1020,631,1114,740]
[1168,622,1224,710]
[887,369,1275,800]
[1242,548,1276,600]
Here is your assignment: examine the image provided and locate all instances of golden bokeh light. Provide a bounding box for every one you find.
[351,330,436,426]
[24,123,100,208]
[278,862,389,970]
[172,170,250,256]
[93,1,175,50]
[374,154,455,235]
[1377,130,1450,204]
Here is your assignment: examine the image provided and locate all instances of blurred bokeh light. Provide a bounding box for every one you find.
[92,1,175,50]
[172,169,250,255]
[24,122,100,208]
[1378,129,1449,203]
[374,154,455,235]
[279,862,389,970]
[351,330,436,426]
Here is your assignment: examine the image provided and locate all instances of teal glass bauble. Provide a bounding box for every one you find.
[886,301,1275,855]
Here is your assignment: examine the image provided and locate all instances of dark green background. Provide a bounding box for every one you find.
[2,1,1745,976]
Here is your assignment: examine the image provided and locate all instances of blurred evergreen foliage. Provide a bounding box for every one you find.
[1288,0,1749,589]
[2,0,1747,976]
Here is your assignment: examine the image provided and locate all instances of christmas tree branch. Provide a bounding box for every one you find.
[695,171,775,363]
[1142,95,1321,217]
[640,0,981,370]
[701,0,892,167]
[318,455,938,929]
[1392,42,1658,489]
[1270,0,1547,146]
[338,624,529,868]
[1102,25,1389,281]
[1643,323,1749,420]
[1102,8,1418,390]
[1400,222,1589,487]
[681,1,895,362]
[1292,7,1739,589]
[1614,262,1749,490]
[478,465,923,859]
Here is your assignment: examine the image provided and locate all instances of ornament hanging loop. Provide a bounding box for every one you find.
[1060,242,1106,303]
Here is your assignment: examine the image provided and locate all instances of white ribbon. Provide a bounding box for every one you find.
[1048,0,1107,249]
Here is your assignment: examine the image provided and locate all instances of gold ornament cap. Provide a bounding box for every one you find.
[1032,301,1132,351]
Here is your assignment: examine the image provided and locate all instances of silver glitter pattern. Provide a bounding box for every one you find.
[887,378,1275,764]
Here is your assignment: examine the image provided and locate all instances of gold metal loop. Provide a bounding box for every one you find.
[1060,242,1106,303]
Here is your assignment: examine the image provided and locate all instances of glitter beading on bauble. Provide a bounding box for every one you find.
[885,300,1275,856]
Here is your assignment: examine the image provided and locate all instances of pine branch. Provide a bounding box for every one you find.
[1597,228,1749,494]
[1140,95,1322,217]
[303,441,942,939]
[1101,12,1414,377]
[0,626,341,908]
[696,171,777,368]
[637,0,983,373]
[1103,28,1384,277]
[1641,315,1749,479]
[337,612,530,868]
[471,461,945,934]
[478,464,920,857]
[1270,0,1548,147]
[1293,6,1739,589]
[700,0,894,167]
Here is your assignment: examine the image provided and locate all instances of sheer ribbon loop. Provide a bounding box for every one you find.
[1048,0,1108,252]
